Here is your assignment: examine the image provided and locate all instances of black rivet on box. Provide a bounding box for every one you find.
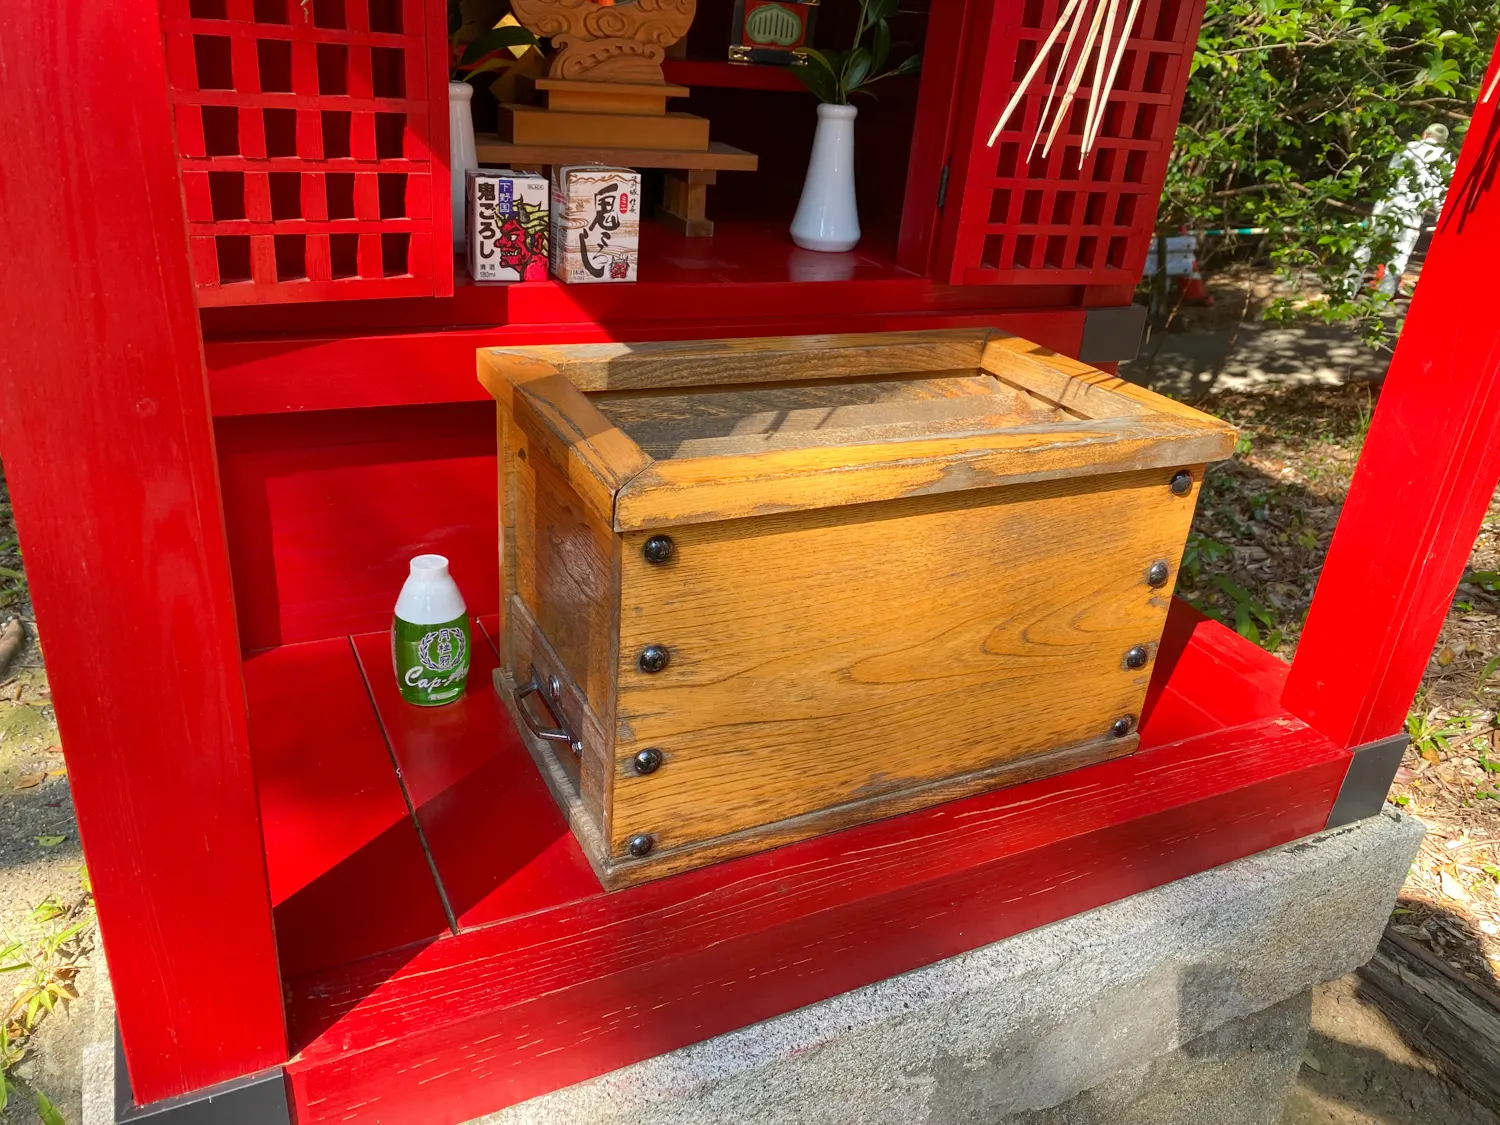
[1111,715,1136,738]
[627,833,654,858]
[638,644,670,673]
[1170,470,1194,496]
[632,747,663,775]
[1124,645,1149,670]
[643,535,674,564]
[1147,560,1170,587]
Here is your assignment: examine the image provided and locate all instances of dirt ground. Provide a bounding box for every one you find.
[0,264,1496,1123]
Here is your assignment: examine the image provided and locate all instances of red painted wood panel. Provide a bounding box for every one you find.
[0,0,287,1099]
[897,0,974,274]
[203,307,1090,416]
[282,710,1347,1123]
[349,629,599,930]
[199,219,1090,335]
[245,640,451,977]
[1143,604,1288,736]
[216,404,498,649]
[1284,38,1500,749]
[163,0,452,304]
[927,0,1206,288]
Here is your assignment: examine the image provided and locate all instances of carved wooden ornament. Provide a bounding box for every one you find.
[510,0,697,84]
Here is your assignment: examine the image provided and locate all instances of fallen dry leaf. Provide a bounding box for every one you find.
[12,773,44,791]
[1441,871,1469,902]
[33,835,64,848]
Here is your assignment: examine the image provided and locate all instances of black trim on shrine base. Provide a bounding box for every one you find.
[1078,304,1148,364]
[1324,733,1410,830]
[115,1029,290,1125]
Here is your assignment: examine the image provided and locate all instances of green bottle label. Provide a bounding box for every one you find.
[392,614,471,706]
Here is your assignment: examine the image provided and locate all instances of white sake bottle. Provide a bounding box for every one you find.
[391,554,471,706]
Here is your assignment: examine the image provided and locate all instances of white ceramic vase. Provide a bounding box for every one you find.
[449,81,477,253]
[790,103,860,253]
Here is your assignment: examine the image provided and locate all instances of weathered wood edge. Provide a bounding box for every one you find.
[479,350,655,528]
[503,596,613,829]
[493,666,615,891]
[587,732,1139,889]
[474,137,761,172]
[481,329,996,393]
[982,335,1240,437]
[612,420,1234,531]
[1356,928,1500,1108]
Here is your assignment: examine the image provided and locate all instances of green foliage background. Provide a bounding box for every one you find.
[1162,0,1497,314]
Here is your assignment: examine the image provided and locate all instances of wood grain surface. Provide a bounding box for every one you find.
[483,329,995,392]
[609,467,1200,853]
[504,423,622,722]
[603,732,1137,887]
[612,417,1229,530]
[480,328,1236,881]
[981,334,1234,428]
[591,375,1062,459]
[1357,930,1500,1108]
[481,350,650,530]
[475,137,759,171]
[503,596,613,837]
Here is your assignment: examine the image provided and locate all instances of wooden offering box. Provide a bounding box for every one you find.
[478,329,1236,887]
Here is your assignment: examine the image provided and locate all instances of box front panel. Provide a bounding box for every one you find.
[609,466,1202,855]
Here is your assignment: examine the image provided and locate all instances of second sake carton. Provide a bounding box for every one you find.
[466,169,549,282]
[550,165,641,284]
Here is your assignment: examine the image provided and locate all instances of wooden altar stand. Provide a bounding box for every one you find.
[475,137,760,238]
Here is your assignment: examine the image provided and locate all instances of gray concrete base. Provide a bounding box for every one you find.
[1004,990,1312,1125]
[478,810,1424,1125]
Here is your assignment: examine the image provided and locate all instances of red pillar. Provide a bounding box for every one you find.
[1284,36,1500,748]
[0,0,287,1102]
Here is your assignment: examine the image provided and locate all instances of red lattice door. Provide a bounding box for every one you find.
[161,0,453,305]
[928,0,1204,289]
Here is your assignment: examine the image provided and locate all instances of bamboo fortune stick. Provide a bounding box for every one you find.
[1079,0,1120,160]
[1082,0,1144,158]
[1027,0,1089,163]
[987,0,1088,147]
[1041,0,1108,159]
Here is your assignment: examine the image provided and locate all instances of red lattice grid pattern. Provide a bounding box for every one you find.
[161,0,452,305]
[943,0,1200,288]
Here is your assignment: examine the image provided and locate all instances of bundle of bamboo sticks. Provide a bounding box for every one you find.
[987,0,1143,165]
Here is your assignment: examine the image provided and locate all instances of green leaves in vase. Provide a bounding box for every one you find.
[796,0,921,104]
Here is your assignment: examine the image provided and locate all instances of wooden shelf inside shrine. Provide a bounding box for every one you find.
[475,138,760,238]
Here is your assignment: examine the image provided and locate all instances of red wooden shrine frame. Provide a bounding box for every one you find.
[2,0,1500,1116]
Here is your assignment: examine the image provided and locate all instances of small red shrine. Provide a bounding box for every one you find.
[1,0,1499,1121]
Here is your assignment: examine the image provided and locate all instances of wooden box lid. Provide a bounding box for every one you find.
[477,328,1237,531]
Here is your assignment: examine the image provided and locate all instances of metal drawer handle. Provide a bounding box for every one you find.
[516,666,582,756]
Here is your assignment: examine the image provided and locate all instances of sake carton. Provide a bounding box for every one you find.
[466,169,549,282]
[550,165,641,284]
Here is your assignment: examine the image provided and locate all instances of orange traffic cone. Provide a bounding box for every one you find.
[1178,272,1212,305]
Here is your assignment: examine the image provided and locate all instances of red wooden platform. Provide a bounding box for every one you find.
[250,600,1347,1124]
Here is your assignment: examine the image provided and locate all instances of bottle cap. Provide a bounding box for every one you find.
[409,554,450,580]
